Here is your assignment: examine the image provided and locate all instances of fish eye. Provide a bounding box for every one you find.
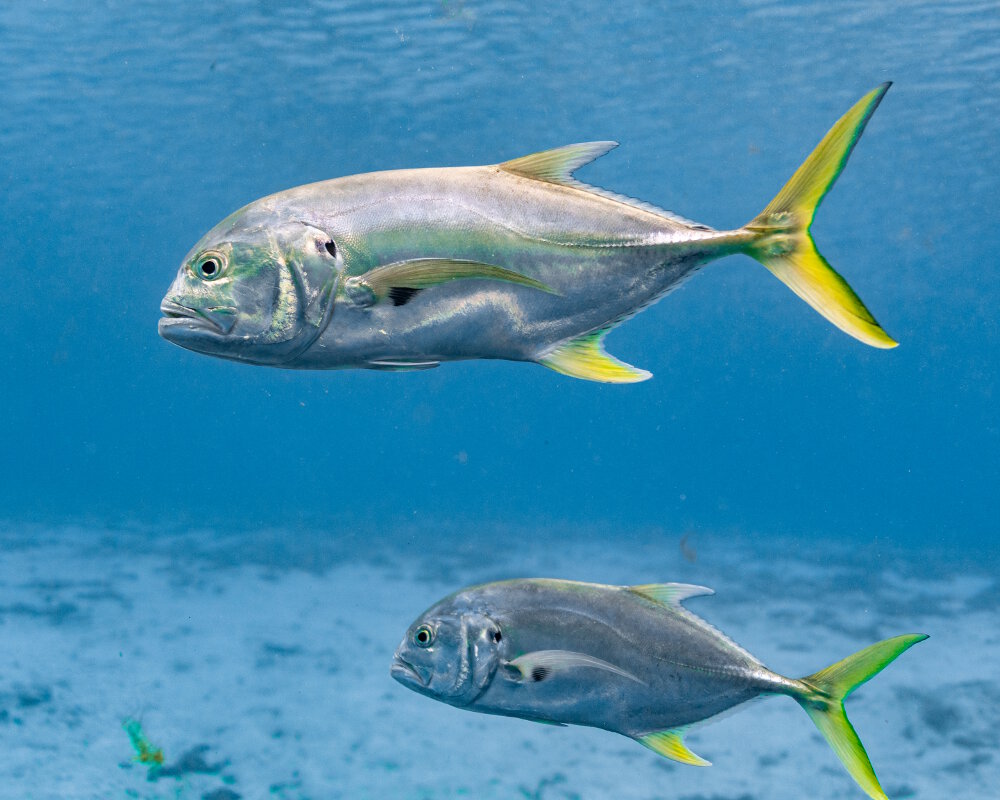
[413,624,434,647]
[193,251,227,281]
[323,240,337,258]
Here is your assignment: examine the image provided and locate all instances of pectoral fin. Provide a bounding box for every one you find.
[505,650,644,685]
[345,258,555,307]
[538,328,651,383]
[636,728,711,767]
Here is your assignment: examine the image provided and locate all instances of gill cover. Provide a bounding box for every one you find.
[161,220,341,364]
[450,612,502,706]
[244,222,341,364]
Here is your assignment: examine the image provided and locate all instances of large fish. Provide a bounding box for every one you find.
[391,578,925,800]
[159,85,896,381]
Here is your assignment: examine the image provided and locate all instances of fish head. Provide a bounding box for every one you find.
[391,601,502,707]
[159,206,341,365]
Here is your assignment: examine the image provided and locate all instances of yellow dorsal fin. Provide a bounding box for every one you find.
[630,583,715,607]
[500,142,618,185]
[538,329,651,383]
[636,728,712,767]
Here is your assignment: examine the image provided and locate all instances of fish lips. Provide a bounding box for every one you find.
[390,654,431,691]
[158,299,238,345]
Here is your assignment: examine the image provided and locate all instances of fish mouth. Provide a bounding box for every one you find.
[390,655,426,687]
[158,299,236,337]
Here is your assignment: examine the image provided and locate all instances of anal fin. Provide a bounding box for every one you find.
[538,329,651,383]
[636,728,711,767]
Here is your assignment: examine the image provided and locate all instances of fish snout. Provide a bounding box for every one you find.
[159,298,238,336]
[390,652,429,688]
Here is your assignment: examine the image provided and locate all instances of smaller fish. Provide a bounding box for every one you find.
[122,717,164,770]
[391,579,925,800]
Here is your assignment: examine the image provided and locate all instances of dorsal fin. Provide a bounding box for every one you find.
[629,583,715,607]
[500,142,618,185]
[537,327,651,383]
[629,582,761,665]
[501,142,713,230]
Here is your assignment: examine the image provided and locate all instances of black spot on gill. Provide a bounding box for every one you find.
[531,666,549,682]
[389,286,421,306]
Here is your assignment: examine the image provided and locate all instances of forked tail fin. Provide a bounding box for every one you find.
[745,83,897,348]
[794,633,927,800]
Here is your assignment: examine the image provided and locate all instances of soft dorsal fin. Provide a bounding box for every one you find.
[500,142,619,185]
[630,582,762,664]
[538,328,651,383]
[629,583,715,607]
[500,142,713,230]
[636,727,712,767]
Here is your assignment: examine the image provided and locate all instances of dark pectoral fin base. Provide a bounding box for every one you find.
[388,286,421,306]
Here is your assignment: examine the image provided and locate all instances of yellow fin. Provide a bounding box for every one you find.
[745,84,897,349]
[629,583,714,608]
[538,329,651,383]
[500,142,618,185]
[795,634,927,800]
[636,728,711,767]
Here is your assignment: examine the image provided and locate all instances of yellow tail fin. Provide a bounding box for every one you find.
[795,633,927,800]
[746,84,897,348]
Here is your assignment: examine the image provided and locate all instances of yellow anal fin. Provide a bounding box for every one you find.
[636,728,711,767]
[538,329,651,383]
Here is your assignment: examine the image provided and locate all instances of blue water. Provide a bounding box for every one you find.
[1,2,998,798]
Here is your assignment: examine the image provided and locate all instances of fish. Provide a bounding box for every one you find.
[122,716,164,770]
[391,578,926,800]
[159,84,897,381]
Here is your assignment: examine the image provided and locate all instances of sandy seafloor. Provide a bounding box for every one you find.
[1,521,996,800]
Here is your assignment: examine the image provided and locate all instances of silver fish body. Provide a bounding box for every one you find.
[159,86,898,381]
[280,164,724,371]
[392,578,925,800]
[392,579,787,733]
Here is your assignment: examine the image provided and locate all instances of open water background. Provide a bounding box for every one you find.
[1,1,997,544]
